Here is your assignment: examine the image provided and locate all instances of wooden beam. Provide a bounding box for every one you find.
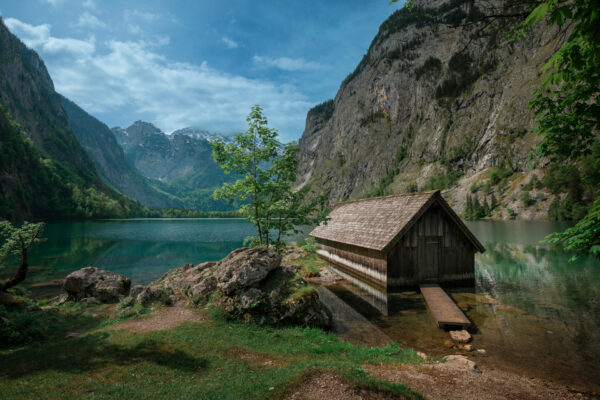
[420,283,471,328]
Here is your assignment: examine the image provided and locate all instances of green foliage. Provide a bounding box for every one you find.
[213,105,328,247]
[308,99,335,122]
[422,171,464,191]
[464,193,492,220]
[520,1,599,258]
[0,103,153,221]
[545,197,600,260]
[435,53,496,99]
[296,237,318,254]
[521,191,535,207]
[0,221,45,291]
[525,1,600,163]
[415,56,442,80]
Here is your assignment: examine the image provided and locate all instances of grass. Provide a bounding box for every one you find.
[292,251,328,279]
[0,302,424,399]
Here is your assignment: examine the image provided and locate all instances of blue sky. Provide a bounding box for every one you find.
[1,0,403,141]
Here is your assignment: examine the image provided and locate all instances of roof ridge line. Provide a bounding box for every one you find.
[336,189,440,206]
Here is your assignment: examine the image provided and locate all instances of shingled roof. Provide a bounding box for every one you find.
[310,190,485,253]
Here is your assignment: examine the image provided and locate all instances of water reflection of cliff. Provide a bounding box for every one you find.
[476,242,600,344]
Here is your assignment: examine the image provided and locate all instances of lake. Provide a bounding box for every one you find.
[328,220,600,393]
[6,218,600,391]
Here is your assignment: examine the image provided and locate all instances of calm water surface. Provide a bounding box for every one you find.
[10,219,600,391]
[328,220,600,392]
[20,219,256,295]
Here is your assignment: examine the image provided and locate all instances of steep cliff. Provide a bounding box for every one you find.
[0,17,96,184]
[297,0,566,219]
[0,17,148,220]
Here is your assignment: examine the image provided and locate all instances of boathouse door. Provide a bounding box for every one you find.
[418,235,441,281]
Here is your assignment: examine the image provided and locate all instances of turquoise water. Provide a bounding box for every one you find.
[328,220,600,392]
[14,219,256,295]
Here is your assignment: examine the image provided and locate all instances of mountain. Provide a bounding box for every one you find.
[60,96,176,209]
[112,121,234,211]
[296,0,567,219]
[0,17,148,220]
[170,127,231,143]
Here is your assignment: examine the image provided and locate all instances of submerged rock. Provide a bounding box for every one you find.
[449,329,472,343]
[63,267,131,303]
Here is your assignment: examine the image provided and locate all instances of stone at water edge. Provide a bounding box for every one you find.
[449,329,472,343]
[463,344,473,352]
[442,355,480,373]
[63,267,131,303]
[215,247,281,295]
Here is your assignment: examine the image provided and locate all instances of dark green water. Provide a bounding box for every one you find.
[328,220,600,392]
[14,219,256,296]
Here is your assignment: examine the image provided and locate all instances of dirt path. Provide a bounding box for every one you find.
[285,372,409,400]
[110,303,206,334]
[364,356,599,400]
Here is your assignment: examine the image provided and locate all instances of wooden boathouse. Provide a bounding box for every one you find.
[310,190,485,290]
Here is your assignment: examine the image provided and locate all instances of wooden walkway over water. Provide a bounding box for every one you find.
[420,283,471,328]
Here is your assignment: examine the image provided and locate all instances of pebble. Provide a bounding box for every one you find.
[476,348,487,355]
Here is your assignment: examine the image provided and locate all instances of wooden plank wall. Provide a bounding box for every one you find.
[316,238,387,287]
[387,205,475,287]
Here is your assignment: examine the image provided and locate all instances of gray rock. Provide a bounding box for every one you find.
[63,267,131,303]
[238,288,263,309]
[449,329,472,343]
[190,276,216,298]
[215,247,281,295]
[130,285,145,298]
[137,286,171,306]
[442,355,480,373]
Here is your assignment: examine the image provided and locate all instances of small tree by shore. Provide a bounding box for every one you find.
[212,105,327,248]
[0,221,45,292]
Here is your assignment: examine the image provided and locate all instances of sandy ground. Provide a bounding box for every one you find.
[364,359,599,400]
[109,303,206,334]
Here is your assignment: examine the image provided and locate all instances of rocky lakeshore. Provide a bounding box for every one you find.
[60,246,331,329]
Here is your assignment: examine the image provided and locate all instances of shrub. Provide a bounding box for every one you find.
[521,191,535,207]
[415,56,442,80]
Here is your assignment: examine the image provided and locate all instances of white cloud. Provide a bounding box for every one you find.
[44,0,66,6]
[5,18,95,57]
[82,0,97,10]
[220,36,238,49]
[73,12,106,30]
[253,55,322,71]
[5,17,309,141]
[124,9,160,23]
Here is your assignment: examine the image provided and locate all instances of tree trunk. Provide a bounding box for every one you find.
[0,247,28,292]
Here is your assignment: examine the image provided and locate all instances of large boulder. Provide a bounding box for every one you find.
[138,247,331,329]
[63,267,131,303]
[215,247,281,295]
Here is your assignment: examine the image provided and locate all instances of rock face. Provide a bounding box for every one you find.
[63,267,131,303]
[296,0,567,218]
[60,96,176,209]
[131,247,331,329]
[111,121,235,211]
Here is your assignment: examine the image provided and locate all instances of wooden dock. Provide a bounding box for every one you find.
[420,283,471,328]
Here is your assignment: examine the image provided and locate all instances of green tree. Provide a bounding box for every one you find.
[522,1,599,258]
[0,222,45,292]
[213,105,327,247]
